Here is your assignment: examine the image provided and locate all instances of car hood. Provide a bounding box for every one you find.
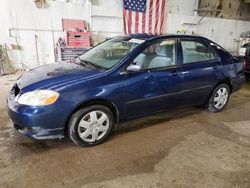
[17,62,102,90]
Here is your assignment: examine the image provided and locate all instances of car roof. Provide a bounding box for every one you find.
[128,33,209,41]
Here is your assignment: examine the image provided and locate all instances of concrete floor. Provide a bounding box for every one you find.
[0,74,250,188]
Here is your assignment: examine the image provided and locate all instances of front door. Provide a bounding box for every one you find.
[123,39,182,119]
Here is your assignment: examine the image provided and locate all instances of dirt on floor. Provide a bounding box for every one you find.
[0,74,249,188]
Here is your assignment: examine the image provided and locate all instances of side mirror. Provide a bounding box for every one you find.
[120,64,141,75]
[126,64,141,72]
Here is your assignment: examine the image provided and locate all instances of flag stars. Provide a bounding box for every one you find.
[123,0,146,13]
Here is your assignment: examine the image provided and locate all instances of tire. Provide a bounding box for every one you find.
[68,105,114,147]
[207,84,230,112]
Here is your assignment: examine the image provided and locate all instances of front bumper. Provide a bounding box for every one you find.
[7,95,69,140]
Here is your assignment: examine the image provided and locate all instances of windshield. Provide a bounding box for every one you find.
[78,36,145,70]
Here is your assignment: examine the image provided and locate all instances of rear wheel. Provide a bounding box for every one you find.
[68,105,114,147]
[208,84,230,112]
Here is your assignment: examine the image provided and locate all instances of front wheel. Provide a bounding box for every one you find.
[207,84,230,112]
[68,105,114,147]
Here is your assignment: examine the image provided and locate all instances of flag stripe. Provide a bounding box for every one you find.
[123,9,127,35]
[148,0,153,34]
[154,0,160,34]
[131,11,135,33]
[157,0,162,34]
[128,11,132,34]
[145,0,150,33]
[142,13,146,33]
[135,12,139,33]
[138,13,142,33]
[151,0,156,34]
[159,0,165,34]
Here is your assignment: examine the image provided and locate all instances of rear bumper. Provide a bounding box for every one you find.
[244,70,250,78]
[7,96,70,140]
[231,74,245,93]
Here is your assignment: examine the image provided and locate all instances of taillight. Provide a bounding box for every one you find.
[243,59,247,70]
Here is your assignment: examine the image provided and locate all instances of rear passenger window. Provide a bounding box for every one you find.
[181,40,218,64]
[133,39,177,70]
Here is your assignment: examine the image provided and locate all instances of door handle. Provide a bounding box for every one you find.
[172,70,178,76]
[144,70,152,79]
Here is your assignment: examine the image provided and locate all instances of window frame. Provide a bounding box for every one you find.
[180,38,220,65]
[128,38,179,72]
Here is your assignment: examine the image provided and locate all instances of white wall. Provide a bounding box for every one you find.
[165,0,197,16]
[91,0,123,44]
[0,0,91,70]
[165,14,250,53]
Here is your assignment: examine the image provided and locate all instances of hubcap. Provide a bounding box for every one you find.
[78,111,109,142]
[214,87,229,109]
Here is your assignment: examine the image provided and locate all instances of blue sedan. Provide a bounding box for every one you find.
[7,34,245,146]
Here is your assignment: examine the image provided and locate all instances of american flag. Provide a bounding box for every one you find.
[123,0,166,35]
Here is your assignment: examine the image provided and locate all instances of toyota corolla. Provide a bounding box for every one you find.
[7,34,245,146]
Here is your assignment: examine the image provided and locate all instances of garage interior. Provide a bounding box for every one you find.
[0,0,250,187]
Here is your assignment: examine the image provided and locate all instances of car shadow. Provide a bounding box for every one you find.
[115,106,202,135]
[10,106,203,154]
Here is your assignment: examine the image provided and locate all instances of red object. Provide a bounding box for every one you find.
[123,0,166,35]
[243,58,247,70]
[62,18,91,48]
[62,19,85,31]
[66,32,91,48]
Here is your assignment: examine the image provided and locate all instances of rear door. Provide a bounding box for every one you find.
[179,38,222,105]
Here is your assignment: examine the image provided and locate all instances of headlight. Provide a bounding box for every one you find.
[17,90,59,106]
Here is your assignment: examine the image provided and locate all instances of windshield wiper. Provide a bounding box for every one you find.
[80,60,98,69]
[75,58,98,69]
[81,59,108,70]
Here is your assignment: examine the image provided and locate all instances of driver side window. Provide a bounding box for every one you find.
[133,39,177,70]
